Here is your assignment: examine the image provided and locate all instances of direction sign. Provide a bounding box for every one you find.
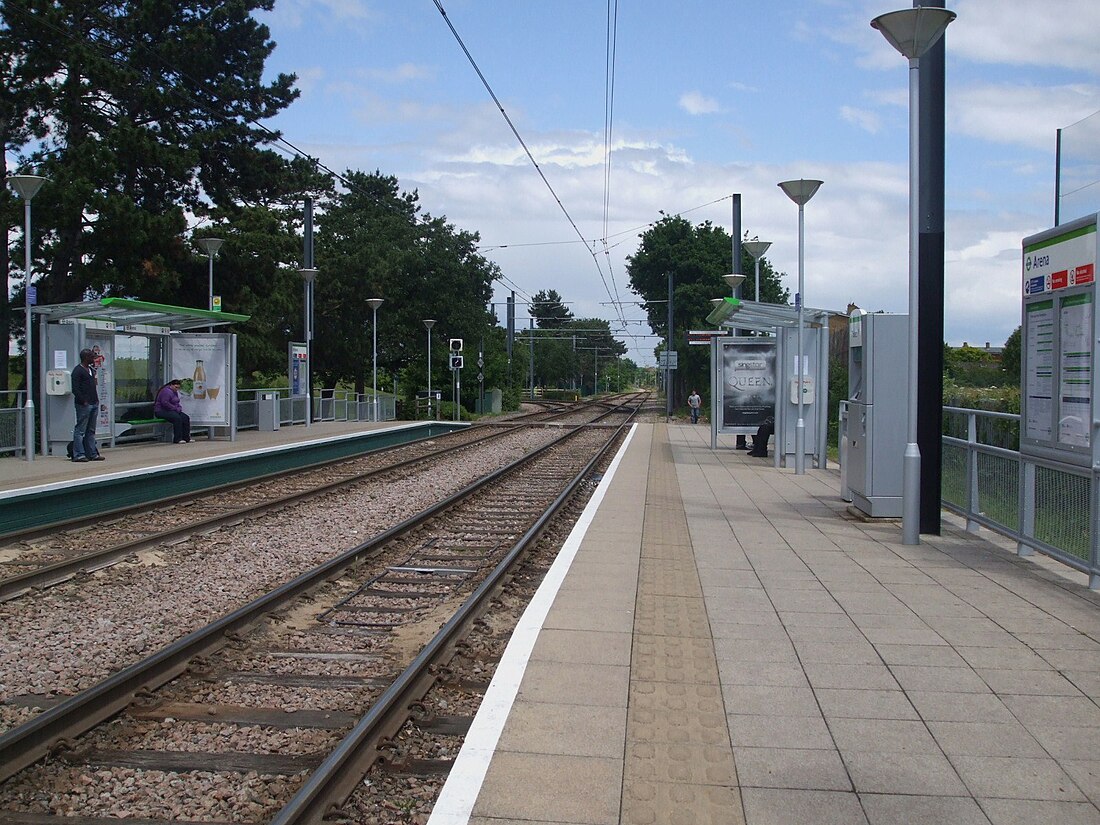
[687,330,723,345]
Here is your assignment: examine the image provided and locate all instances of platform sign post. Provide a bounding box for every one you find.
[1021,214,1099,467]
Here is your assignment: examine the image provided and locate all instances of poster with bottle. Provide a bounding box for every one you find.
[170,335,229,425]
[86,334,114,431]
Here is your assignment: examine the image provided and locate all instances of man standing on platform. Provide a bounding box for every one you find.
[71,348,104,463]
[687,389,702,424]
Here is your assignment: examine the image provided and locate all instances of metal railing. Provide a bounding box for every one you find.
[838,402,1098,588]
[940,406,1097,587]
[0,391,25,456]
[236,387,396,431]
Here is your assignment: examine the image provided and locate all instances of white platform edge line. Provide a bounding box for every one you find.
[425,423,639,825]
[0,421,452,500]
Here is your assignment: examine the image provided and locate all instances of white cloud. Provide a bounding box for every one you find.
[951,0,1100,74]
[265,0,380,29]
[840,105,881,134]
[679,91,722,115]
[364,63,434,83]
[951,82,1100,151]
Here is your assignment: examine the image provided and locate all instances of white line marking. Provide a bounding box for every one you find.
[426,423,639,825]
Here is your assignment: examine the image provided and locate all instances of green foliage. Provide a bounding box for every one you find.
[312,171,498,396]
[4,0,300,305]
[1001,326,1021,379]
[944,343,1013,388]
[626,216,790,403]
[530,289,573,328]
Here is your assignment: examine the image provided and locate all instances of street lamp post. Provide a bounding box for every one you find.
[366,298,384,422]
[744,240,772,307]
[299,268,318,427]
[196,237,224,333]
[778,179,823,475]
[872,6,956,545]
[424,319,436,420]
[8,175,47,462]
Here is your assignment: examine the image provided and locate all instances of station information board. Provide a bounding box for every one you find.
[1021,214,1098,466]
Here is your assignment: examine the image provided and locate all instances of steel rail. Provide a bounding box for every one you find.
[271,400,643,824]
[0,396,645,783]
[0,396,633,601]
[0,398,595,546]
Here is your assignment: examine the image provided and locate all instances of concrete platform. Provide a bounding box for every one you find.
[0,420,418,495]
[0,420,466,534]
[429,422,1100,825]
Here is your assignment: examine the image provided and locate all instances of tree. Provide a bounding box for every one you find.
[626,216,789,404]
[313,170,498,400]
[2,0,300,307]
[530,288,573,329]
[1001,326,1021,380]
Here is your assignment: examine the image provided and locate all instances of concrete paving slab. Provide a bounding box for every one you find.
[740,788,869,825]
[926,720,1047,758]
[858,794,992,825]
[951,755,1086,802]
[842,751,968,796]
[529,628,632,667]
[977,798,1100,825]
[471,751,621,824]
[733,746,851,791]
[814,688,919,720]
[495,701,627,758]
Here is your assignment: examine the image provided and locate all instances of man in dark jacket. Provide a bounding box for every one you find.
[71,348,104,462]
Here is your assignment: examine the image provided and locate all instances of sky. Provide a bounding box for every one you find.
[252,0,1100,365]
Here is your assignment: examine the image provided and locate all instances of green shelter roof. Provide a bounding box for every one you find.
[32,298,250,331]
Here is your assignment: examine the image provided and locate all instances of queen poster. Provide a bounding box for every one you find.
[721,339,776,430]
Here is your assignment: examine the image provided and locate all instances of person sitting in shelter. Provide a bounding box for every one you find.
[154,379,191,444]
[748,415,774,458]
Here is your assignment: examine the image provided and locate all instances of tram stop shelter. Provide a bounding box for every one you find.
[34,298,250,456]
[703,296,834,469]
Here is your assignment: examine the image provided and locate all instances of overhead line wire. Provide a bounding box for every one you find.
[430,0,626,326]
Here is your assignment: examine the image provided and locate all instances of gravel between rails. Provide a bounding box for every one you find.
[0,428,561,734]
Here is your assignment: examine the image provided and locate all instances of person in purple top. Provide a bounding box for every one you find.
[154,379,191,444]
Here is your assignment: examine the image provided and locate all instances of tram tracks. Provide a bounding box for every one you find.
[0,397,643,822]
[0,396,641,603]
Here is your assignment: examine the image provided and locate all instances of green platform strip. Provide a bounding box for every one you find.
[0,423,466,536]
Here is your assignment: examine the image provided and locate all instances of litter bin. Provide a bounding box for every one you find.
[257,392,280,432]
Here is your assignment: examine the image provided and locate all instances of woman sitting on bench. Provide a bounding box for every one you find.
[154,379,191,444]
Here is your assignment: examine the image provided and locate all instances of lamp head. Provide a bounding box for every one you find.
[871,7,956,60]
[298,267,319,284]
[196,237,224,257]
[778,179,823,206]
[423,318,436,330]
[744,240,772,259]
[7,174,47,201]
[724,273,746,292]
[366,298,384,311]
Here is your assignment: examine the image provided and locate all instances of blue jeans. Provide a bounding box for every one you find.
[73,403,99,459]
[690,407,700,424]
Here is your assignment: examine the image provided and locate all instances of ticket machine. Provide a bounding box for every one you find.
[846,310,909,517]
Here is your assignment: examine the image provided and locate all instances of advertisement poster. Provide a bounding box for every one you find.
[170,335,229,425]
[1058,292,1092,447]
[87,334,113,431]
[1024,299,1055,441]
[721,340,776,430]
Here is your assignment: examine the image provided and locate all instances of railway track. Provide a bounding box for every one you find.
[0,396,644,822]
[0,394,643,603]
